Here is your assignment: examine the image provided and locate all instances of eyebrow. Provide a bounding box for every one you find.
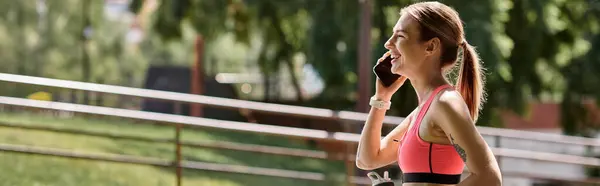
[394,29,408,35]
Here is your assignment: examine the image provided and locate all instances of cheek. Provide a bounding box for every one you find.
[398,44,413,64]
[397,41,412,57]
[392,47,417,73]
[400,45,422,63]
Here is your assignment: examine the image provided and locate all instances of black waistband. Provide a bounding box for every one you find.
[402,173,461,184]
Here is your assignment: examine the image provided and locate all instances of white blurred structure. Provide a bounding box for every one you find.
[493,102,599,185]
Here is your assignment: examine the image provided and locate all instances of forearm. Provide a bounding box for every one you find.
[356,106,387,168]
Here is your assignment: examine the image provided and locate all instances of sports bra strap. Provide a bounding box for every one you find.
[413,84,453,132]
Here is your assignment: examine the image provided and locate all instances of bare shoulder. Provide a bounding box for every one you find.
[432,89,472,123]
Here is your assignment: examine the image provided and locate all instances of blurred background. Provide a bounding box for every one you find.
[0,0,599,186]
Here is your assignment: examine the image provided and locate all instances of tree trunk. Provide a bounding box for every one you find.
[267,3,304,102]
[81,0,91,105]
[284,59,304,102]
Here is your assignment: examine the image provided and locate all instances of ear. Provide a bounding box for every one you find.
[424,37,441,56]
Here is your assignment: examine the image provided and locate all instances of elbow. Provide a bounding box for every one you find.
[487,175,502,186]
[479,170,502,186]
[489,167,503,186]
[355,159,376,170]
[490,172,502,186]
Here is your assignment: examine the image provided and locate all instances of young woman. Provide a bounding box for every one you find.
[355,2,502,186]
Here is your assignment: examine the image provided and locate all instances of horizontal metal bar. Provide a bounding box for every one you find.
[492,147,600,167]
[478,127,600,147]
[0,122,352,160]
[501,171,600,184]
[1,73,598,147]
[182,140,331,160]
[349,176,373,185]
[0,73,402,124]
[0,143,172,166]
[0,96,360,143]
[0,143,329,181]
[0,122,173,143]
[182,161,325,181]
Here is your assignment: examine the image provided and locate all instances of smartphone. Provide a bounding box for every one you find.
[373,55,401,87]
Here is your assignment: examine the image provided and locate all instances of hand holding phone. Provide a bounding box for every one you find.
[372,52,407,100]
[373,53,401,87]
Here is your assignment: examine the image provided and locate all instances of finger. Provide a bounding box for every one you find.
[384,51,391,57]
[377,52,391,63]
[382,51,391,59]
[390,76,408,88]
[399,75,408,81]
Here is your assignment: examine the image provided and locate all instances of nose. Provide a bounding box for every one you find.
[384,36,394,50]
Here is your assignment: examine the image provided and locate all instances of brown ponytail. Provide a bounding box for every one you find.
[456,41,485,122]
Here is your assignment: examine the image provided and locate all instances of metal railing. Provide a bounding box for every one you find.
[1,97,599,185]
[0,97,354,184]
[0,73,599,185]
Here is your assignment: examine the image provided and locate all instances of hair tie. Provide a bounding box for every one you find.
[457,40,467,62]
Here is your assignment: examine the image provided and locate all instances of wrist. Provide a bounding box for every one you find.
[373,94,392,102]
[370,96,392,110]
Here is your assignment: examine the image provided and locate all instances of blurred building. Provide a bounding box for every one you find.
[501,101,600,136]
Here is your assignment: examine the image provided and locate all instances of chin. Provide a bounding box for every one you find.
[393,69,411,79]
[391,67,403,75]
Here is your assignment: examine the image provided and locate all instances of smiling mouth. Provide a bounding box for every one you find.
[390,55,399,63]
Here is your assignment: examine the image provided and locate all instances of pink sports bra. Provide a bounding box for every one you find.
[397,84,464,184]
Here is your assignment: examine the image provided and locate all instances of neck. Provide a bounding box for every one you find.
[410,71,448,104]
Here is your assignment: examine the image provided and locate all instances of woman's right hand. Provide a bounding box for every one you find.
[374,52,408,101]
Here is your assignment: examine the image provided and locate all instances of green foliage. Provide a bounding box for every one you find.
[137,0,600,134]
[305,0,360,104]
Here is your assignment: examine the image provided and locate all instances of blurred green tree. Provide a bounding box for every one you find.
[0,0,149,106]
[134,0,600,136]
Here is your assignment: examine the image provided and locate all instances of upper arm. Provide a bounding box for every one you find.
[431,92,500,176]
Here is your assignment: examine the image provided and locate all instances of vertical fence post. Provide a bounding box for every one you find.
[341,120,356,186]
[174,102,182,186]
[585,145,592,156]
[584,144,598,184]
[495,135,502,172]
[356,0,372,113]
